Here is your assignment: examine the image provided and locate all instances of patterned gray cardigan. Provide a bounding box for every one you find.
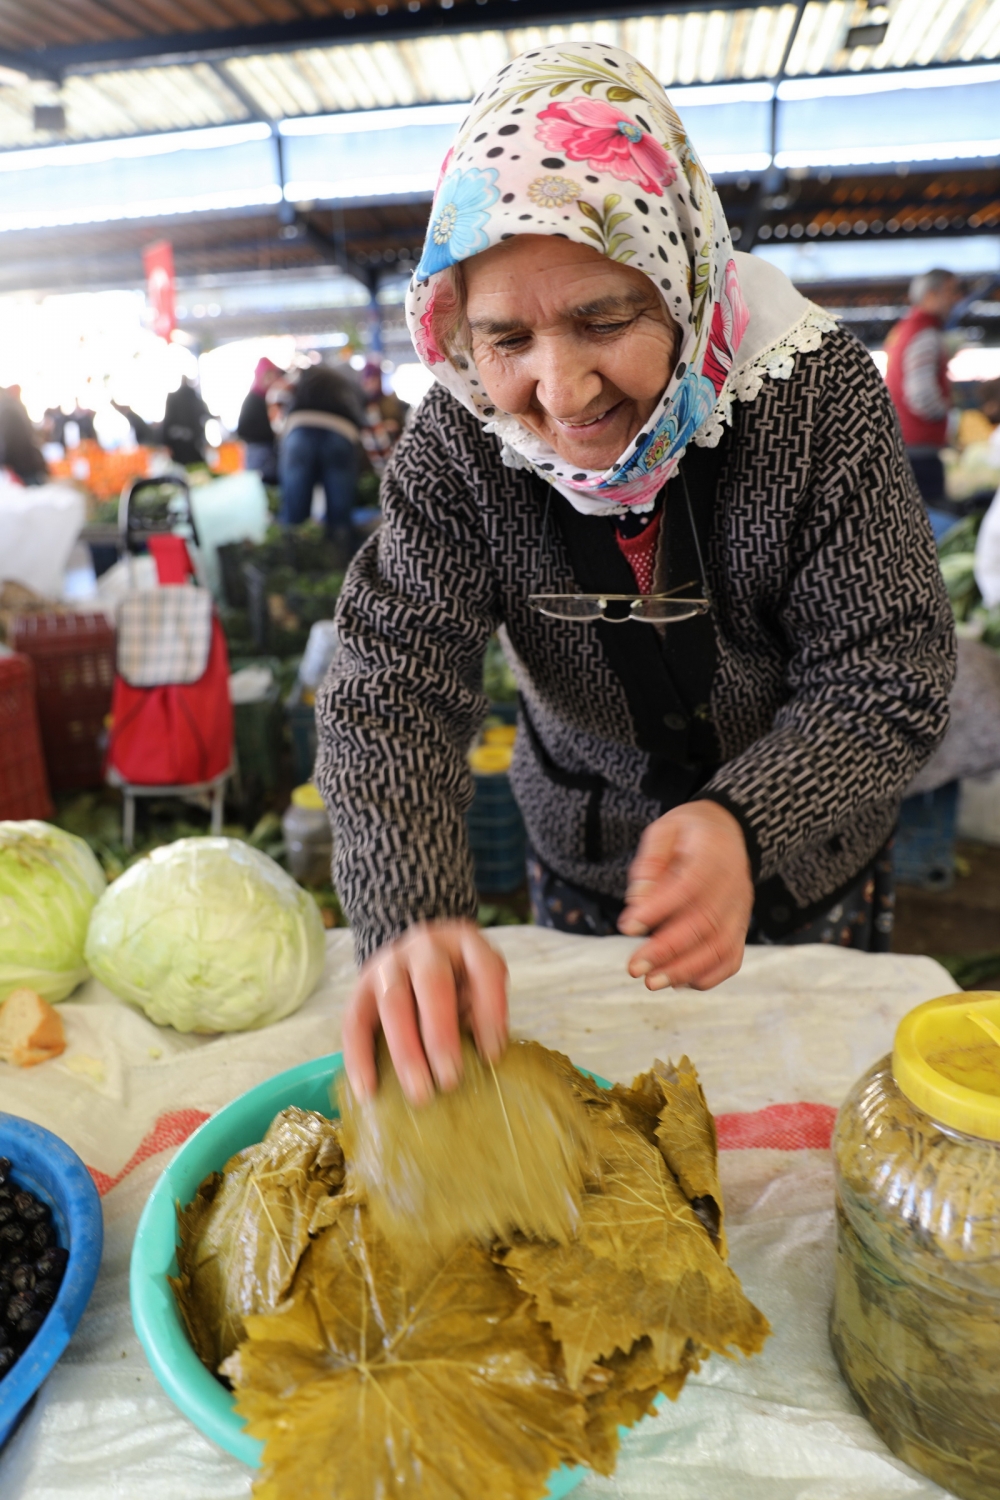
[316,324,956,963]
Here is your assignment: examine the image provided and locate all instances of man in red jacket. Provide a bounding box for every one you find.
[885,269,962,536]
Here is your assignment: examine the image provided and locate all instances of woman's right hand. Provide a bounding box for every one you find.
[342,919,509,1106]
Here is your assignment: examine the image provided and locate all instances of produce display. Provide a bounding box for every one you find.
[831,1054,1000,1500]
[84,837,326,1033]
[171,1042,768,1499]
[0,821,106,1004]
[0,1157,68,1381]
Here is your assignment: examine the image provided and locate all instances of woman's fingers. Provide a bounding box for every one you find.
[372,954,435,1105]
[342,920,508,1105]
[404,930,465,1092]
[341,971,382,1101]
[456,925,509,1062]
[621,800,753,993]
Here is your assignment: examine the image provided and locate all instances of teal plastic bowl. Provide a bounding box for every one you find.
[130,1051,623,1497]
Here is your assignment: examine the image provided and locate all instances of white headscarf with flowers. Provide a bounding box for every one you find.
[405,43,776,516]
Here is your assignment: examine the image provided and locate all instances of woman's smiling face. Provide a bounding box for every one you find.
[463,235,679,472]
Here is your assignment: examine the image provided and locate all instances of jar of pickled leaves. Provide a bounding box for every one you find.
[831,992,1000,1500]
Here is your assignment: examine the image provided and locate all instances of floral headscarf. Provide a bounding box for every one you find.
[405,43,750,515]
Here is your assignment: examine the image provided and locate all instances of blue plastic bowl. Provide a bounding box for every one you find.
[0,1113,104,1451]
[131,1051,621,1496]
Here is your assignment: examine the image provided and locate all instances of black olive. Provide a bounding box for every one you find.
[5,1291,34,1325]
[16,1308,45,1337]
[27,1222,52,1254]
[13,1193,47,1223]
[0,1203,15,1227]
[0,1344,16,1377]
[34,1247,68,1279]
[0,1158,11,1185]
[0,1222,25,1246]
[33,1278,57,1308]
[10,1266,34,1295]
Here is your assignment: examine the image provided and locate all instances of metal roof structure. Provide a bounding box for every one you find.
[0,2,999,148]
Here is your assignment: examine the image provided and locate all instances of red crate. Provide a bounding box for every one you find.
[11,613,116,792]
[0,654,54,820]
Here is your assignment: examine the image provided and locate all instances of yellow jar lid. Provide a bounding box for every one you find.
[893,991,1000,1140]
[483,725,517,747]
[291,782,325,810]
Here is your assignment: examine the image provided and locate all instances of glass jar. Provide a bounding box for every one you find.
[831,992,1000,1500]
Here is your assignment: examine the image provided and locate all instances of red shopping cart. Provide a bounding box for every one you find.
[105,477,233,846]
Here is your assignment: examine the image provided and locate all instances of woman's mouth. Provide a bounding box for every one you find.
[549,400,624,437]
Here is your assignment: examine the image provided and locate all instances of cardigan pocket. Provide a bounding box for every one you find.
[513,703,606,866]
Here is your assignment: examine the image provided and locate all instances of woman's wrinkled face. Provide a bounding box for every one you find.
[463,235,678,472]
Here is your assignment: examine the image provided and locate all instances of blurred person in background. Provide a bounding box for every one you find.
[885,269,962,539]
[279,361,366,558]
[360,359,410,468]
[113,376,212,466]
[0,385,47,484]
[237,357,284,483]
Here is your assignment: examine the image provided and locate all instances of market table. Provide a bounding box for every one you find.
[0,929,961,1500]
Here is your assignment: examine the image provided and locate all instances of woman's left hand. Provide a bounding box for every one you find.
[618,800,753,991]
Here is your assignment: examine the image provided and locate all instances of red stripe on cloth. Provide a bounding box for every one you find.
[716,1102,837,1152]
[87,1107,211,1198]
[84,1100,836,1198]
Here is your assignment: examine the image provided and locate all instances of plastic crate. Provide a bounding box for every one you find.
[287,698,318,785]
[467,769,526,894]
[894,780,959,890]
[11,613,116,792]
[231,659,284,794]
[0,653,54,819]
[243,563,311,658]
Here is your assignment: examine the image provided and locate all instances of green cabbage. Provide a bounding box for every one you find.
[84,837,326,1033]
[0,820,106,1003]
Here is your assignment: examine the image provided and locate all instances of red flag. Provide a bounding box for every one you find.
[143,240,176,341]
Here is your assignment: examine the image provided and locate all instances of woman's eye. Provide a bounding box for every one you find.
[495,335,529,352]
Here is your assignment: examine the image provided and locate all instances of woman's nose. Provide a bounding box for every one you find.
[532,341,603,419]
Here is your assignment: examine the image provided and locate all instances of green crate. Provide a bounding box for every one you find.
[231,658,284,793]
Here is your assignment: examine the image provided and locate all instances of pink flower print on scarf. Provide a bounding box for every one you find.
[703,259,750,395]
[414,287,446,366]
[535,97,677,197]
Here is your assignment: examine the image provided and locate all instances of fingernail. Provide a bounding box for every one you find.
[350,1075,371,1102]
[626,881,655,901]
[629,959,652,977]
[619,919,649,938]
[435,1056,462,1092]
[480,1027,504,1063]
[405,1070,434,1105]
[646,972,670,991]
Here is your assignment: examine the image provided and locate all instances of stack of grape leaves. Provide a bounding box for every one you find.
[171,1041,769,1500]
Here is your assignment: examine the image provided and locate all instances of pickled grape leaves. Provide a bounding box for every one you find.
[501,1107,767,1388]
[223,1203,593,1500]
[175,1046,769,1498]
[171,1107,345,1369]
[338,1037,597,1260]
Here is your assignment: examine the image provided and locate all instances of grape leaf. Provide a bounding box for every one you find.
[223,1203,593,1500]
[171,1106,345,1370]
[652,1057,726,1257]
[338,1038,597,1261]
[501,1110,768,1389]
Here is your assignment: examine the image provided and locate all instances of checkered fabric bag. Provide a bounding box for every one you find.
[116,587,213,687]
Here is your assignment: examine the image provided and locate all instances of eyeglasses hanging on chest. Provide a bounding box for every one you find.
[527,469,712,626]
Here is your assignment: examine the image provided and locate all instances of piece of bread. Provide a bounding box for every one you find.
[0,989,67,1068]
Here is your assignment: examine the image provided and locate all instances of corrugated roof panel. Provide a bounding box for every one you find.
[959,0,1000,58]
[1,3,999,154]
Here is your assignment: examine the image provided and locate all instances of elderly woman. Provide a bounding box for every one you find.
[317,44,955,1104]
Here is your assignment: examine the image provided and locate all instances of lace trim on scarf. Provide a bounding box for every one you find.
[694,302,839,449]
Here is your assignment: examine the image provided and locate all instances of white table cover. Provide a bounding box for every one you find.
[0,930,961,1500]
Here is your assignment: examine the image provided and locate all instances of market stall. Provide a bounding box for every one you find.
[0,929,962,1500]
